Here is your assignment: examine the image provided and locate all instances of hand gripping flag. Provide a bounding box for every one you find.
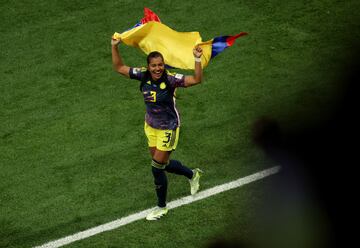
[113,8,247,70]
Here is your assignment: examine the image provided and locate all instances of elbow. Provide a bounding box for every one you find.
[114,65,126,75]
[186,79,202,88]
[184,76,203,87]
[113,65,122,73]
[112,64,119,72]
[196,73,203,84]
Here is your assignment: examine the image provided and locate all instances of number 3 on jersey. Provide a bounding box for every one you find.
[144,91,157,102]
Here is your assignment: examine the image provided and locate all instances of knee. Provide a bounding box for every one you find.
[152,150,170,164]
[151,159,168,169]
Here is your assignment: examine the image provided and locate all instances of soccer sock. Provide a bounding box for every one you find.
[165,159,193,179]
[151,160,168,208]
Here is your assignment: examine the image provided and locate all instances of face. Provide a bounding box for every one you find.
[147,56,165,81]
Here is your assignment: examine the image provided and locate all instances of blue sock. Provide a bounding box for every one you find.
[165,160,193,179]
[151,162,168,208]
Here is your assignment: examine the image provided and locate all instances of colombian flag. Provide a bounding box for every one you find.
[113,8,247,70]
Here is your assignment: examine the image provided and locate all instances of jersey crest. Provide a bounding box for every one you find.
[160,82,166,89]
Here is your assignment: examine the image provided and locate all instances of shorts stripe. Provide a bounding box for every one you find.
[170,130,176,147]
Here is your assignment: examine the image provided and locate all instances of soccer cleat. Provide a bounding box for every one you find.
[146,207,169,221]
[189,168,203,195]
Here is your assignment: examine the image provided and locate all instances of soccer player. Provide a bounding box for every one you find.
[111,38,203,220]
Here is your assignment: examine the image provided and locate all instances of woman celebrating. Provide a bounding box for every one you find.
[111,38,203,220]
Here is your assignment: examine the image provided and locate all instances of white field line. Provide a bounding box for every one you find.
[34,166,281,248]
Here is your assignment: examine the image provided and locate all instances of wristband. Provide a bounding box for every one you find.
[194,57,201,62]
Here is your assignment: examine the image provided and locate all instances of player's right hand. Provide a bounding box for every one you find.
[111,38,121,46]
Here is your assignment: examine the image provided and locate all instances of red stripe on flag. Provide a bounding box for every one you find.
[141,7,161,24]
[226,32,248,46]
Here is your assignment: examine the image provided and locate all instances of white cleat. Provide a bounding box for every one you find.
[146,207,169,221]
[189,168,203,195]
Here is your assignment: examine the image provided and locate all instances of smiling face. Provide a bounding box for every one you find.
[148,56,165,81]
[147,52,165,81]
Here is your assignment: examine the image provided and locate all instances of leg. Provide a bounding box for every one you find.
[152,149,194,179]
[150,127,192,179]
[151,164,167,207]
[153,149,200,195]
[146,155,169,220]
[153,149,170,164]
[150,149,170,208]
[149,147,156,157]
[165,159,193,179]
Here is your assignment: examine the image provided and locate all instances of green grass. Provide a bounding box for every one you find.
[1,0,359,247]
[65,177,273,248]
[65,174,329,248]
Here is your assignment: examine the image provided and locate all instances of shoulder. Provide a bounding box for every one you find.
[166,70,185,85]
[129,67,148,80]
[130,67,147,75]
[166,70,184,78]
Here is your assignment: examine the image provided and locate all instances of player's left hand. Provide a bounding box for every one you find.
[193,45,203,58]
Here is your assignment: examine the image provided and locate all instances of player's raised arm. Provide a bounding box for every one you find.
[111,38,130,77]
[184,45,203,87]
